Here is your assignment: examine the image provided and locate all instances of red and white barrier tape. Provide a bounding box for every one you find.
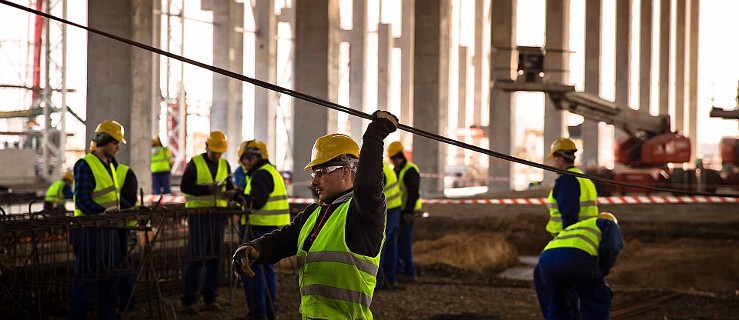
[142,195,737,205]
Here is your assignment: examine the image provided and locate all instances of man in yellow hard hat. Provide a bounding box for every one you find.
[43,172,74,215]
[236,140,290,319]
[233,140,250,190]
[545,138,599,236]
[387,140,421,282]
[233,110,399,320]
[70,120,139,320]
[151,136,173,194]
[534,212,623,319]
[180,130,236,314]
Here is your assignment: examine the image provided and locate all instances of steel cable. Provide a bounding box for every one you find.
[2,0,737,197]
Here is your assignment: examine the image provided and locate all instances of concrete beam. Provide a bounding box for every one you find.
[413,0,451,195]
[658,0,671,116]
[582,0,601,168]
[544,0,570,183]
[254,0,277,154]
[292,0,340,197]
[488,0,516,190]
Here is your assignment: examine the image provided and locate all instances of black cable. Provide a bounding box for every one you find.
[3,0,737,198]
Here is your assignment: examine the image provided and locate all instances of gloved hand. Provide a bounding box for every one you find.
[208,183,224,197]
[222,189,238,200]
[102,206,119,215]
[232,243,260,278]
[372,110,399,133]
[401,210,416,225]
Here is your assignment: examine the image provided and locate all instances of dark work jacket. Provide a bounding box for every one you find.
[250,121,390,263]
[242,159,275,210]
[553,166,581,229]
[394,159,420,213]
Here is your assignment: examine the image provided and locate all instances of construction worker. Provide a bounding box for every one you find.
[387,140,421,281]
[180,130,236,314]
[376,161,403,289]
[70,120,138,320]
[232,110,399,319]
[43,172,74,215]
[233,140,250,190]
[236,140,290,320]
[545,138,598,236]
[151,136,173,194]
[534,212,624,320]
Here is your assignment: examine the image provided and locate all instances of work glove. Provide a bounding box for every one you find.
[401,209,416,225]
[232,243,260,278]
[222,189,238,200]
[102,207,120,215]
[208,183,224,197]
[372,110,399,133]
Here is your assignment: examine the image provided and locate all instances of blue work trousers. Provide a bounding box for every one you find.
[397,220,416,277]
[182,215,226,306]
[69,228,123,320]
[377,207,401,284]
[152,171,172,194]
[534,248,612,320]
[240,224,278,319]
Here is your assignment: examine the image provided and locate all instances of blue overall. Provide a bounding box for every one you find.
[240,225,279,319]
[182,214,226,306]
[377,207,401,284]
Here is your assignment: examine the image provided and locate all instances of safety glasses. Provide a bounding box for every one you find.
[311,165,345,178]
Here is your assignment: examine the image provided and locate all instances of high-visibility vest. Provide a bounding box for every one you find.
[115,164,139,226]
[296,200,383,319]
[151,146,172,173]
[398,162,422,210]
[241,163,291,227]
[546,167,599,235]
[74,154,120,216]
[543,217,601,256]
[45,180,68,206]
[184,154,228,208]
[383,162,402,209]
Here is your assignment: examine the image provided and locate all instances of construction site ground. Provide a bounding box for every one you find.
[138,197,738,320]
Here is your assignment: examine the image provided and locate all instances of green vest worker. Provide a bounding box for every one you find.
[545,137,598,236]
[236,140,290,318]
[44,172,74,214]
[233,110,399,319]
[151,136,173,194]
[387,140,421,280]
[179,130,235,314]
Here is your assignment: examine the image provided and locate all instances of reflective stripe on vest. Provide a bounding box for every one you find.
[115,164,138,226]
[45,180,67,205]
[543,218,601,256]
[398,162,422,210]
[151,146,171,173]
[74,154,120,216]
[383,162,402,209]
[241,163,291,226]
[184,154,228,208]
[296,200,383,319]
[546,167,599,235]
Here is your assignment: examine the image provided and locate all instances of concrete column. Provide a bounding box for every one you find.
[457,46,468,163]
[582,0,601,168]
[544,0,570,183]
[674,0,686,133]
[254,0,277,154]
[472,0,489,164]
[209,0,244,165]
[399,0,415,145]
[413,0,451,195]
[687,0,699,162]
[349,0,367,143]
[292,0,340,197]
[488,0,516,190]
[658,0,671,116]
[152,0,161,138]
[378,24,393,111]
[87,0,153,193]
[614,0,631,149]
[639,0,652,115]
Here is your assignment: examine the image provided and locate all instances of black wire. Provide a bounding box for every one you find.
[4,0,737,198]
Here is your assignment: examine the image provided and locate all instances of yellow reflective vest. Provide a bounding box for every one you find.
[241,163,291,227]
[543,217,601,256]
[45,180,68,206]
[546,167,599,235]
[74,154,120,216]
[184,154,228,208]
[398,162,422,210]
[383,162,402,209]
[151,146,172,173]
[296,200,383,319]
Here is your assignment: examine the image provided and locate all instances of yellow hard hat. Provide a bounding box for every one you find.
[62,172,74,183]
[548,137,577,159]
[206,130,228,153]
[238,140,269,160]
[95,120,126,144]
[304,134,360,171]
[387,141,404,157]
[152,136,161,147]
[89,141,97,152]
[599,212,618,224]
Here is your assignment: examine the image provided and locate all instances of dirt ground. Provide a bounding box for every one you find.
[138,201,738,320]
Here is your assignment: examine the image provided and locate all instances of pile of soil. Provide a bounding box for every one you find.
[414,232,518,273]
